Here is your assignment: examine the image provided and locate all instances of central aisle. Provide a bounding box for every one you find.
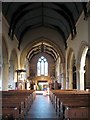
[26,95,59,119]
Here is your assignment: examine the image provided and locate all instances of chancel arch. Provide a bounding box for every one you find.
[20,39,65,89]
[20,37,65,69]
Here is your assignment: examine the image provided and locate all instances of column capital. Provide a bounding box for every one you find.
[76,69,86,74]
[80,69,86,74]
[76,62,86,70]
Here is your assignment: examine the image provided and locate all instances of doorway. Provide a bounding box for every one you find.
[37,81,48,90]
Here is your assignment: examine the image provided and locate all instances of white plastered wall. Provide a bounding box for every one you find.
[67,11,88,59]
[67,11,89,90]
[0,33,2,90]
[2,16,20,90]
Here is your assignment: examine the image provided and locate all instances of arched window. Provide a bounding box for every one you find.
[37,56,48,76]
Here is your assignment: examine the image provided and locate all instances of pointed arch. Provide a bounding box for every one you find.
[67,47,76,89]
[20,37,65,68]
[77,41,89,90]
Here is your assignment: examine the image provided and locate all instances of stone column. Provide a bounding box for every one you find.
[68,68,73,89]
[2,62,9,90]
[25,59,30,79]
[60,63,65,89]
[76,61,81,90]
[76,69,80,90]
[9,60,16,90]
[66,77,69,89]
[65,51,68,90]
[80,69,85,90]
[60,73,64,89]
[76,63,86,90]
[0,64,2,90]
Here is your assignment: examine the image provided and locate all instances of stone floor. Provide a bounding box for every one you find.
[26,95,60,120]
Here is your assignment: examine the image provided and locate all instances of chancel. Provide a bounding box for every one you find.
[0,1,90,120]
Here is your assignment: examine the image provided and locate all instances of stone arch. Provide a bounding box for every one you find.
[77,41,89,90]
[2,36,9,90]
[67,48,74,69]
[9,48,18,89]
[20,37,65,68]
[67,47,76,89]
[20,37,65,89]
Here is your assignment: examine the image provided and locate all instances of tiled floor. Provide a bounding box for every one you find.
[26,95,60,120]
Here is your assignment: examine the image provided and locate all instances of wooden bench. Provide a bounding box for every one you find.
[50,90,90,119]
[2,96,29,114]
[2,99,24,118]
[2,108,19,119]
[65,107,90,120]
[1,90,36,119]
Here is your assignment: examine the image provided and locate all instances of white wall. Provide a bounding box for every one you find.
[67,12,89,90]
[67,12,88,60]
[0,3,2,90]
[2,16,19,64]
[0,33,2,90]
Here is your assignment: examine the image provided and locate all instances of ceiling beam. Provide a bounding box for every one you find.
[27,43,57,62]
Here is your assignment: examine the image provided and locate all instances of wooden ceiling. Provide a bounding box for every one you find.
[2,2,87,49]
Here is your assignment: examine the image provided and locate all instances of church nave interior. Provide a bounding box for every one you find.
[0,1,90,120]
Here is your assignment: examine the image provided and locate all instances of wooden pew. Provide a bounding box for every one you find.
[2,90,36,110]
[50,90,90,119]
[1,90,36,119]
[2,98,24,118]
[65,107,90,120]
[2,108,19,119]
[2,96,29,114]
